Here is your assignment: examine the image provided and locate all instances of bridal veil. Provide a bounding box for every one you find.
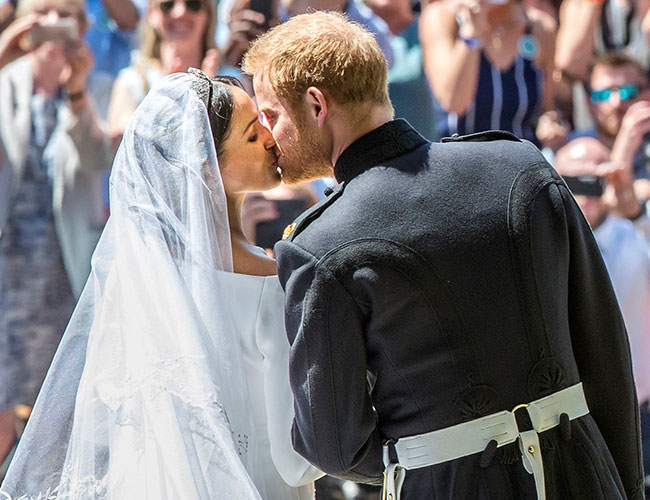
[1,73,263,499]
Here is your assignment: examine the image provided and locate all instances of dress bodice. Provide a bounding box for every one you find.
[216,272,322,500]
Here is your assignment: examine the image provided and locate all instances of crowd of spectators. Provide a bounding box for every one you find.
[0,0,649,497]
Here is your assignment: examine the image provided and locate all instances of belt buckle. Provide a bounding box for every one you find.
[511,403,529,414]
[511,403,532,429]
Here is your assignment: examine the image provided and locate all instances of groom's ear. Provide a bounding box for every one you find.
[305,86,328,128]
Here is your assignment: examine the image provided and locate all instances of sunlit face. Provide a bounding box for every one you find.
[148,0,208,45]
[253,71,333,184]
[218,85,281,195]
[589,64,647,141]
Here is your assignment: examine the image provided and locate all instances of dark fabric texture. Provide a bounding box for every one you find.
[275,119,644,500]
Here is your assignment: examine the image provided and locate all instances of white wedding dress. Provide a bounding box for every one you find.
[0,72,321,500]
[219,272,321,500]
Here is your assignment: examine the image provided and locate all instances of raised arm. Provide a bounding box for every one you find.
[99,0,140,31]
[554,0,601,82]
[419,0,484,115]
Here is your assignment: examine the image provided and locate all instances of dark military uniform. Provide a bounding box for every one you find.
[275,119,644,500]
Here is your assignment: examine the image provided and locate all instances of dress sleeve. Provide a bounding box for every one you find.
[255,277,324,487]
[275,241,384,484]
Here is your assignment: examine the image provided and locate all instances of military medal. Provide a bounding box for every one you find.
[282,223,296,240]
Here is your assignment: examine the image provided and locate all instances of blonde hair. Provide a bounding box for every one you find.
[140,0,217,61]
[242,11,391,110]
[16,0,87,27]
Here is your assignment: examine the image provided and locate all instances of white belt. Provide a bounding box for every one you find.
[381,383,589,500]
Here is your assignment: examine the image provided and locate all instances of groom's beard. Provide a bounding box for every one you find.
[278,123,333,184]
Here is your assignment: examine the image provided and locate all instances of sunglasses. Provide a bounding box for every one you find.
[590,83,641,103]
[157,0,204,14]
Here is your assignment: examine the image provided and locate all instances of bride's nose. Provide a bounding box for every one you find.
[262,126,276,150]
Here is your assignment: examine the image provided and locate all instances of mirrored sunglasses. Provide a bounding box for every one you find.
[157,0,204,14]
[590,83,641,103]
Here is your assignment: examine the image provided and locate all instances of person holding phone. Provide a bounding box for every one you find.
[419,0,557,145]
[0,0,112,475]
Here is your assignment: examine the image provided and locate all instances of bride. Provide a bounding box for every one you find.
[0,69,322,500]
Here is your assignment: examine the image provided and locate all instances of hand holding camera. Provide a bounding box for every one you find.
[223,0,275,67]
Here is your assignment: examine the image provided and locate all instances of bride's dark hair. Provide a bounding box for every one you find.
[190,71,245,158]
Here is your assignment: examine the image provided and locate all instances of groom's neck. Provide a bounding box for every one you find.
[329,105,395,167]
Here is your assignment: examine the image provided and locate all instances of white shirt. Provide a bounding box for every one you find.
[595,215,650,404]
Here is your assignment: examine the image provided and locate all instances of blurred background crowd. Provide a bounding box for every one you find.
[0,0,649,496]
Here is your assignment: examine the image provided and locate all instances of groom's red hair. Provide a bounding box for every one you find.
[242,11,391,112]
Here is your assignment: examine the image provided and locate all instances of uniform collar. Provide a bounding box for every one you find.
[333,119,428,184]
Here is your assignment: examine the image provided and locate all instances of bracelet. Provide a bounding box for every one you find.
[459,35,483,50]
[65,89,86,102]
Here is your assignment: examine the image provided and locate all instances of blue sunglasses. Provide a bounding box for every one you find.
[590,83,641,103]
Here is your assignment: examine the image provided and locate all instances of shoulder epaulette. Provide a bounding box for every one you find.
[282,182,346,242]
[440,130,522,143]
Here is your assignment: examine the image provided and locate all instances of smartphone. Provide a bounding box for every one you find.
[249,0,273,25]
[562,175,605,197]
[30,18,78,46]
[254,198,309,249]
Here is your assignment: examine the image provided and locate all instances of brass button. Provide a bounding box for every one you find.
[527,445,535,454]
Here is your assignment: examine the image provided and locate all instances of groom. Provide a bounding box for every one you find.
[242,12,643,500]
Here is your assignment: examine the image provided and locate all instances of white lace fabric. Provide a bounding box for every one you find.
[1,73,262,500]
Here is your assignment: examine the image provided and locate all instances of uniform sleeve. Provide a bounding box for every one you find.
[555,183,645,498]
[255,280,324,487]
[275,240,384,484]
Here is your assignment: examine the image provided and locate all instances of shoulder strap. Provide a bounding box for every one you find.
[441,130,522,143]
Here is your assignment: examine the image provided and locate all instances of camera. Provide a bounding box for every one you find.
[562,175,605,197]
[29,18,78,47]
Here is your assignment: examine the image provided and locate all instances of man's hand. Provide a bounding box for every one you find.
[611,100,650,166]
[537,110,570,152]
[595,160,644,219]
[0,14,39,70]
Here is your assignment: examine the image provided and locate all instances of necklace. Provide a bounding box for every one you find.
[490,13,527,50]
